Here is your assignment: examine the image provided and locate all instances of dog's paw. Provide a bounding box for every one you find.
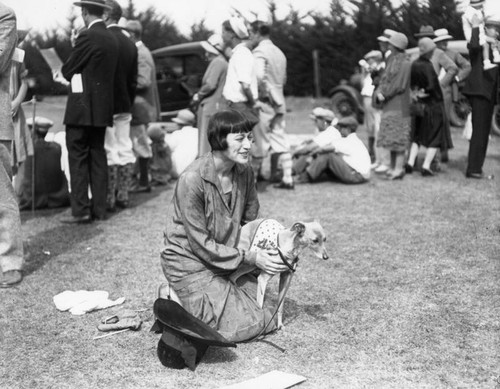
[277,321,285,331]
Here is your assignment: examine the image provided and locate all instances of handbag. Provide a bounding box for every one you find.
[409,100,426,117]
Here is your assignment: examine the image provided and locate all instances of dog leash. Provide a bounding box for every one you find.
[242,260,298,353]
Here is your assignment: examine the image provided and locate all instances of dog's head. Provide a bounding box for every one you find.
[291,220,329,260]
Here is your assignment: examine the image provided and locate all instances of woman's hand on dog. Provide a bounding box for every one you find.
[255,249,289,275]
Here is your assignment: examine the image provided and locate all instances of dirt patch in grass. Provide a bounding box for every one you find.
[1,97,499,388]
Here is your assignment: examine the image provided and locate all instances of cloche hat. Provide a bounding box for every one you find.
[388,32,409,50]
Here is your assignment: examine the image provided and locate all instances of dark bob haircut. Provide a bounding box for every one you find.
[207,110,253,151]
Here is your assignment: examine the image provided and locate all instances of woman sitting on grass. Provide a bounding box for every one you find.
[161,110,288,342]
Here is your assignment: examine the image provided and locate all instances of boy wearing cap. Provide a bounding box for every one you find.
[462,0,500,70]
[296,116,371,184]
[193,34,228,156]
[165,109,198,178]
[462,14,499,179]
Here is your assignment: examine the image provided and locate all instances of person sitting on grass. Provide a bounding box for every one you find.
[146,124,172,186]
[274,107,340,190]
[165,109,198,179]
[161,109,288,342]
[17,117,70,210]
[294,116,371,185]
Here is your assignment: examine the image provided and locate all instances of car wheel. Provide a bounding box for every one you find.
[330,91,357,118]
[491,105,500,136]
[449,95,471,128]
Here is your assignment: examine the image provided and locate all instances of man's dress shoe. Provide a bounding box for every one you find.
[466,172,494,180]
[61,214,93,224]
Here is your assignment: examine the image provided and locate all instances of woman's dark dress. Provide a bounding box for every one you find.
[410,56,453,150]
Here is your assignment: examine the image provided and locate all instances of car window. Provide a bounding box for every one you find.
[156,56,183,81]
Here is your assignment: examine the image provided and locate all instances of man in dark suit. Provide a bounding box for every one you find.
[103,0,138,211]
[61,0,119,223]
[462,14,499,179]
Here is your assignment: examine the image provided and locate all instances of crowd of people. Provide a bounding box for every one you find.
[0,0,498,369]
[359,0,497,181]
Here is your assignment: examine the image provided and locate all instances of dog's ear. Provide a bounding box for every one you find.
[291,222,305,237]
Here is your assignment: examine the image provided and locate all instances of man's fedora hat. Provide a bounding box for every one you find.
[73,0,111,9]
[433,28,453,43]
[414,25,436,38]
[151,298,236,371]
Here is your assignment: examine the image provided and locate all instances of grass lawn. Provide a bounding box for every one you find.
[1,96,499,388]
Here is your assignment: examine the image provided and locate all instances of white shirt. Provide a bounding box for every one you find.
[332,133,371,179]
[165,126,198,178]
[313,126,341,148]
[223,43,258,103]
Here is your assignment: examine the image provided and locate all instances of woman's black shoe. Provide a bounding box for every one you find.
[404,164,413,174]
[421,168,434,177]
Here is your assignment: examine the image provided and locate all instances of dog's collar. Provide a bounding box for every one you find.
[277,246,297,272]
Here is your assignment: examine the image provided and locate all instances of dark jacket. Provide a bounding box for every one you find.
[62,21,119,127]
[108,25,138,114]
[462,27,499,103]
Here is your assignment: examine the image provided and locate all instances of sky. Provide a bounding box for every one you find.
[2,0,500,36]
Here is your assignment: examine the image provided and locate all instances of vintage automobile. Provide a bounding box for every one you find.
[152,42,211,121]
[328,40,500,135]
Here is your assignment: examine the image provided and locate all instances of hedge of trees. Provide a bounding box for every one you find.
[26,0,464,98]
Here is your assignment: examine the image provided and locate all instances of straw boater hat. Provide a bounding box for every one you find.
[470,0,485,6]
[388,32,408,51]
[414,25,436,38]
[200,34,224,56]
[228,16,248,39]
[418,37,436,55]
[73,0,111,9]
[433,28,453,43]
